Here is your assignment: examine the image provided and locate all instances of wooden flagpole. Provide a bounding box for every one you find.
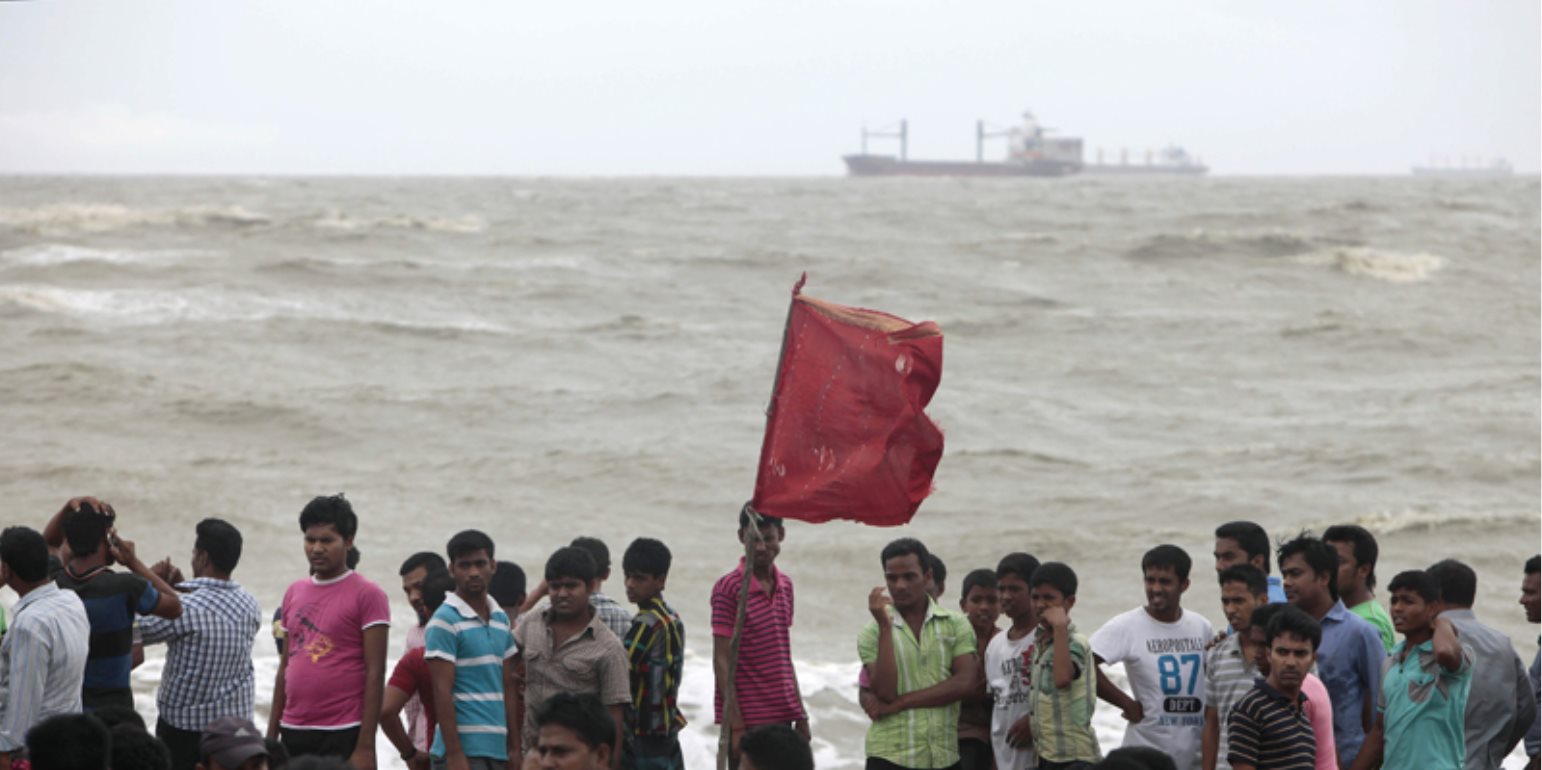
[718,274,806,770]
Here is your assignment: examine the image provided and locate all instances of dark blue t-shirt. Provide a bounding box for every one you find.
[54,565,160,709]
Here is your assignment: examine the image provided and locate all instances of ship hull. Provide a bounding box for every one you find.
[842,154,1079,178]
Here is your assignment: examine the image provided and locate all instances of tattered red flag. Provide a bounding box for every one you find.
[750,275,944,527]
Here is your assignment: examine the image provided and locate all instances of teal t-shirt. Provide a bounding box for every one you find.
[1378,638,1473,770]
[425,595,518,760]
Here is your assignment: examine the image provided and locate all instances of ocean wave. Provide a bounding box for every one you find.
[0,243,204,268]
[308,210,486,234]
[1126,229,1319,260]
[1352,507,1538,536]
[0,203,271,234]
[1292,247,1444,283]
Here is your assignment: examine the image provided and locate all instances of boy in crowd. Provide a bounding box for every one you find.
[1093,545,1213,770]
[0,526,90,766]
[24,713,111,770]
[521,539,632,640]
[198,717,272,770]
[491,561,528,624]
[619,538,686,770]
[1349,570,1472,770]
[268,495,390,770]
[383,571,454,770]
[140,518,263,770]
[859,538,978,770]
[985,552,1042,770]
[1321,527,1393,653]
[1225,606,1321,770]
[1243,606,1334,770]
[1030,562,1101,769]
[427,530,520,770]
[1203,566,1268,770]
[739,725,815,770]
[957,568,1001,770]
[929,555,948,600]
[711,508,809,766]
[531,694,618,770]
[399,552,449,755]
[1213,523,1285,604]
[1427,559,1536,770]
[1277,533,1382,768]
[1523,555,1540,770]
[44,497,183,710]
[517,547,630,769]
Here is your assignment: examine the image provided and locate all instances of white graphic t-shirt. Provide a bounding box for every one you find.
[985,628,1038,770]
[1090,607,1213,770]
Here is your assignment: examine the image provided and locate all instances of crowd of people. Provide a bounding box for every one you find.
[0,495,1538,770]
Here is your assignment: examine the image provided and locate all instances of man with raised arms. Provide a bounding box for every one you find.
[1092,545,1213,770]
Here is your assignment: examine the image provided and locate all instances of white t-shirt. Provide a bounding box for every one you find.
[1090,607,1213,770]
[984,628,1038,770]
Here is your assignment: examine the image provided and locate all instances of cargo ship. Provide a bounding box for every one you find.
[842,112,1083,177]
[1082,145,1208,175]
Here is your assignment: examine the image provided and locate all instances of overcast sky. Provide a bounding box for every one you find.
[2,1,1537,176]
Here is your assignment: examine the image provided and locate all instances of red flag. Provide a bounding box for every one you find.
[751,275,944,527]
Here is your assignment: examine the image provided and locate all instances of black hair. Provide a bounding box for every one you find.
[194,518,243,574]
[1323,524,1380,590]
[995,552,1042,584]
[1095,746,1179,770]
[27,714,112,770]
[1141,544,1193,582]
[569,536,610,575]
[1249,602,1283,631]
[63,504,111,558]
[1528,555,1540,575]
[1388,569,1442,604]
[739,724,814,770]
[490,560,527,608]
[447,530,495,562]
[738,503,784,532]
[534,693,616,752]
[265,739,290,770]
[1215,521,1273,574]
[927,553,947,591]
[0,526,50,582]
[109,724,170,770]
[961,568,997,599]
[1426,560,1476,608]
[622,537,672,578]
[422,570,456,614]
[1218,564,1268,599]
[880,538,932,573]
[1265,604,1323,650]
[1030,562,1078,597]
[1276,532,1340,601]
[346,546,360,570]
[298,494,357,540]
[399,551,447,577]
[89,705,146,731]
[285,757,352,770]
[545,546,597,584]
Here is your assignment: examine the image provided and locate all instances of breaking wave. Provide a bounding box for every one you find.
[1293,247,1444,283]
[1126,229,1320,260]
[0,203,271,234]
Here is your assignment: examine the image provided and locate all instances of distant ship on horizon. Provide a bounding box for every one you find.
[1410,157,1514,178]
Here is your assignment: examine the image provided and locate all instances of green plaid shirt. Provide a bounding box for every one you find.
[1031,623,1102,764]
[858,600,977,769]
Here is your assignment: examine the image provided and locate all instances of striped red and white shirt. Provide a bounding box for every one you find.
[711,559,804,726]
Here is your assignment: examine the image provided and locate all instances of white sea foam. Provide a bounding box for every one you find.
[0,243,203,267]
[0,203,271,233]
[1294,247,1444,283]
[311,210,487,234]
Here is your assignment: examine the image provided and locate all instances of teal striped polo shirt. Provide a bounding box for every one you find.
[425,594,518,760]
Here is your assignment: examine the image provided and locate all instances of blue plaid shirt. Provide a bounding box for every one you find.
[140,578,263,731]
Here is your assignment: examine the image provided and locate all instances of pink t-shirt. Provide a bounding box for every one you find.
[1300,673,1338,770]
[280,571,392,729]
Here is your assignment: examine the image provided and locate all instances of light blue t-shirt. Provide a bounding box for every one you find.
[1379,638,1473,770]
[425,594,518,760]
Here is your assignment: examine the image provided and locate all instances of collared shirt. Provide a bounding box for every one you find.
[425,594,517,760]
[622,596,686,740]
[0,584,91,751]
[710,558,803,725]
[1439,608,1536,770]
[1378,637,1474,770]
[54,564,161,709]
[591,592,635,640]
[139,577,262,731]
[1031,622,1100,764]
[1314,599,1385,765]
[1227,678,1316,770]
[516,607,631,750]
[1205,632,1260,770]
[858,598,976,769]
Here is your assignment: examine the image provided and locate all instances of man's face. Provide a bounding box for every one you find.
[997,574,1032,622]
[535,724,609,770]
[303,524,349,579]
[623,570,666,606]
[1390,587,1438,635]
[739,524,783,572]
[960,583,1000,630]
[883,554,931,612]
[1220,581,1263,633]
[451,549,494,600]
[1521,573,1540,624]
[1328,540,1365,595]
[1248,625,1271,674]
[1214,537,1251,572]
[1268,631,1315,691]
[1280,554,1328,607]
[1144,565,1188,614]
[548,575,591,620]
[401,566,431,625]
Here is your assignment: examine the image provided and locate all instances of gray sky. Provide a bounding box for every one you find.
[2,1,1537,176]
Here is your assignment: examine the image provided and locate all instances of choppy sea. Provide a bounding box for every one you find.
[1,175,1538,768]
